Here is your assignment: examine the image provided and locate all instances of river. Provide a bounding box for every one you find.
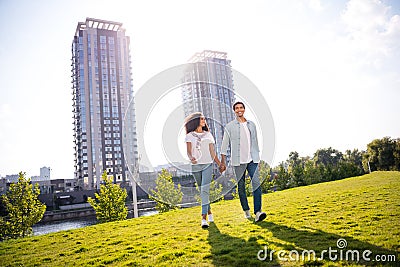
[32,209,158,236]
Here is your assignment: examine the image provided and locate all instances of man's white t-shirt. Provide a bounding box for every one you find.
[185,131,215,164]
[240,122,252,164]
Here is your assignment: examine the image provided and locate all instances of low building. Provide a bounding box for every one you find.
[50,179,76,193]
[0,177,6,194]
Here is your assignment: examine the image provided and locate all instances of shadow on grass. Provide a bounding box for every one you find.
[207,223,281,267]
[255,221,399,266]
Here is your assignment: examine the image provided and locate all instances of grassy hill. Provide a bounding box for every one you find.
[1,171,399,266]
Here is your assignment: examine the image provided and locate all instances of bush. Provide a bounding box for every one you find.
[150,169,183,213]
[88,171,128,223]
[0,172,46,240]
[195,178,224,204]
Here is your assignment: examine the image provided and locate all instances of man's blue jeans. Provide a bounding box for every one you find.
[234,161,262,214]
[192,163,213,215]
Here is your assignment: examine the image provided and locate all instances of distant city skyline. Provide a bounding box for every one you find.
[0,0,399,179]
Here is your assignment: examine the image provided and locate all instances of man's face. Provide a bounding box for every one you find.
[234,104,245,117]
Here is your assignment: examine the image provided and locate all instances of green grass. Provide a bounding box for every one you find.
[1,171,399,266]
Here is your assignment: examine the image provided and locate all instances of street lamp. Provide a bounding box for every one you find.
[129,155,141,218]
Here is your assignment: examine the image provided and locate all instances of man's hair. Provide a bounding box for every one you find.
[233,101,245,111]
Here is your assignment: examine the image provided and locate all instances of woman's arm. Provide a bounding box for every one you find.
[186,142,197,164]
[209,143,221,167]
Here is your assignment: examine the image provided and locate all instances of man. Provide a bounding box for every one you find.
[220,101,267,222]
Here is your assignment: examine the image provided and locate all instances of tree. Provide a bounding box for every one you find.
[303,159,323,185]
[343,149,365,175]
[287,152,308,187]
[275,163,291,191]
[314,147,343,167]
[150,169,183,213]
[394,138,400,171]
[258,160,274,193]
[209,179,223,203]
[88,171,128,223]
[0,172,46,240]
[363,137,398,171]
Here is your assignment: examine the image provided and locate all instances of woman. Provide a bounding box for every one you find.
[185,112,222,228]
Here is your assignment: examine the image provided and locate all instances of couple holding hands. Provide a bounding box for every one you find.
[185,101,267,228]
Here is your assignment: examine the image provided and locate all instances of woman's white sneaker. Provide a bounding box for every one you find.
[201,219,209,228]
[208,214,214,223]
[244,210,252,219]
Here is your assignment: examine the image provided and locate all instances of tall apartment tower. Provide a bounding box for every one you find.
[71,18,138,189]
[181,50,236,156]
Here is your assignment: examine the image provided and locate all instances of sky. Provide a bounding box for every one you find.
[0,0,399,179]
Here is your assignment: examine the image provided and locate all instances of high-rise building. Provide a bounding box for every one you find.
[181,50,235,156]
[71,18,138,190]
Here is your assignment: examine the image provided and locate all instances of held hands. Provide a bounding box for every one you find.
[190,157,197,164]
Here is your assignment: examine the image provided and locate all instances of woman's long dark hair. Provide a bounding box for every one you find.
[184,112,209,134]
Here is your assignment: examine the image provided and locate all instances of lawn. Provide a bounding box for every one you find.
[0,171,399,266]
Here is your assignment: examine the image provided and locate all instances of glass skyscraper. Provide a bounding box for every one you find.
[181,50,236,157]
[71,18,138,190]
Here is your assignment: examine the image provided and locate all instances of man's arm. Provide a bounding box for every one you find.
[251,121,260,152]
[220,127,230,156]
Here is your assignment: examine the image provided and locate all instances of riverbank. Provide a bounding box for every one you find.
[40,200,157,222]
[32,200,197,235]
[33,209,158,236]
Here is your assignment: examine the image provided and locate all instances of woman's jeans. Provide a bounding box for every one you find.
[192,163,213,215]
[234,161,262,214]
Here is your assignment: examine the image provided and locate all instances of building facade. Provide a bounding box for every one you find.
[71,18,138,189]
[181,50,236,156]
[31,167,51,194]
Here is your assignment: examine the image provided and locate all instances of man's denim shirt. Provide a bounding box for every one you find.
[221,119,260,166]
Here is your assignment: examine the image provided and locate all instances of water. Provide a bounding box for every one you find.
[32,217,98,236]
[32,209,158,236]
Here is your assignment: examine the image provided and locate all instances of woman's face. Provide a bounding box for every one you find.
[199,116,206,127]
